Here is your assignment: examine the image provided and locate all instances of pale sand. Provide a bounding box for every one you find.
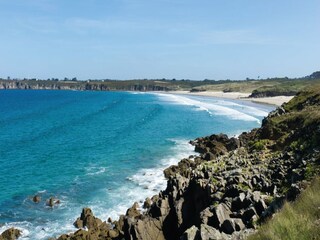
[165,91,294,106]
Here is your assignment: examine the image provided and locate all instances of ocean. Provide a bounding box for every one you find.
[0,90,274,239]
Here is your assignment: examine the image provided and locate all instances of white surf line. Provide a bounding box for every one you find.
[154,93,262,123]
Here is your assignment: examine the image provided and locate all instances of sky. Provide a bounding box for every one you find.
[0,0,319,80]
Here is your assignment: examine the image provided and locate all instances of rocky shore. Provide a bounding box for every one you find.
[1,86,319,240]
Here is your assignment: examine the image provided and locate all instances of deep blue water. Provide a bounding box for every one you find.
[0,90,274,239]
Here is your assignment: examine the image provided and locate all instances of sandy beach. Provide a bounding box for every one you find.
[166,91,294,106]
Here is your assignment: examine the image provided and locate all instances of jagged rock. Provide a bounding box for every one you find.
[231,192,252,211]
[164,165,179,178]
[254,199,267,216]
[180,225,200,240]
[46,197,60,207]
[221,218,245,234]
[126,217,165,240]
[149,197,170,218]
[57,234,69,240]
[234,218,245,231]
[211,203,232,228]
[47,197,55,207]
[224,185,240,198]
[251,191,261,203]
[108,229,119,238]
[200,207,213,225]
[74,218,83,229]
[143,197,152,209]
[242,207,257,224]
[32,195,41,203]
[200,224,227,240]
[126,202,141,218]
[203,152,215,161]
[0,228,21,240]
[221,218,236,234]
[74,208,102,230]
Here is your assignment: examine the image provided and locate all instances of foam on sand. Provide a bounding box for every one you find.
[154,93,264,123]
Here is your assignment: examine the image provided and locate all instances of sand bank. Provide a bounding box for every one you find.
[166,91,294,106]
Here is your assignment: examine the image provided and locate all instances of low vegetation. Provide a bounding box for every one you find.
[249,177,320,240]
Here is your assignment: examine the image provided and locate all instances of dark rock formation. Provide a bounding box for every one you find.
[32,195,41,203]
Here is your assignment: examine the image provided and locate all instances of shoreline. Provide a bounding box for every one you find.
[164,90,294,106]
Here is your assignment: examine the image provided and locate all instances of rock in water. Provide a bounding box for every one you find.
[0,228,21,240]
[74,208,103,230]
[32,195,41,203]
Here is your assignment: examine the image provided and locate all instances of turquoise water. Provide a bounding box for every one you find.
[0,90,273,239]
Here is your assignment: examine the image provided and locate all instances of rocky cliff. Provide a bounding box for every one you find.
[2,86,320,240]
[0,80,170,92]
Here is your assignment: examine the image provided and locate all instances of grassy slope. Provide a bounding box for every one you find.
[247,84,320,239]
[248,177,320,240]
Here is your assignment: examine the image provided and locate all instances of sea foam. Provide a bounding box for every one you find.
[90,139,195,222]
[154,93,265,123]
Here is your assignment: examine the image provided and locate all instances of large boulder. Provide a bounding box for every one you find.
[125,217,166,240]
[200,224,227,240]
[210,203,232,228]
[126,202,141,218]
[221,218,245,234]
[73,208,103,230]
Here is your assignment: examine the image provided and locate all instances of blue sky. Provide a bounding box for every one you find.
[0,0,319,80]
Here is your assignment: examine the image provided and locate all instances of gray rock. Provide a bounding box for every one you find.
[200,207,213,225]
[180,225,200,240]
[221,217,245,234]
[200,224,227,240]
[221,219,236,234]
[211,203,232,228]
[242,207,257,224]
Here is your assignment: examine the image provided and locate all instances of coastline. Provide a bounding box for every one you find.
[0,89,303,239]
[50,84,320,240]
[165,90,294,106]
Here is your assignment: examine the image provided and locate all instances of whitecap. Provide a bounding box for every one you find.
[85,166,107,176]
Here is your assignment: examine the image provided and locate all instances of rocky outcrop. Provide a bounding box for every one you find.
[52,87,320,240]
[0,228,21,240]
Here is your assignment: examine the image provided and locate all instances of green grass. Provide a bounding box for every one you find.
[248,177,320,240]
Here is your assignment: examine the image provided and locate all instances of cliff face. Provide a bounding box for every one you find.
[0,80,170,92]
